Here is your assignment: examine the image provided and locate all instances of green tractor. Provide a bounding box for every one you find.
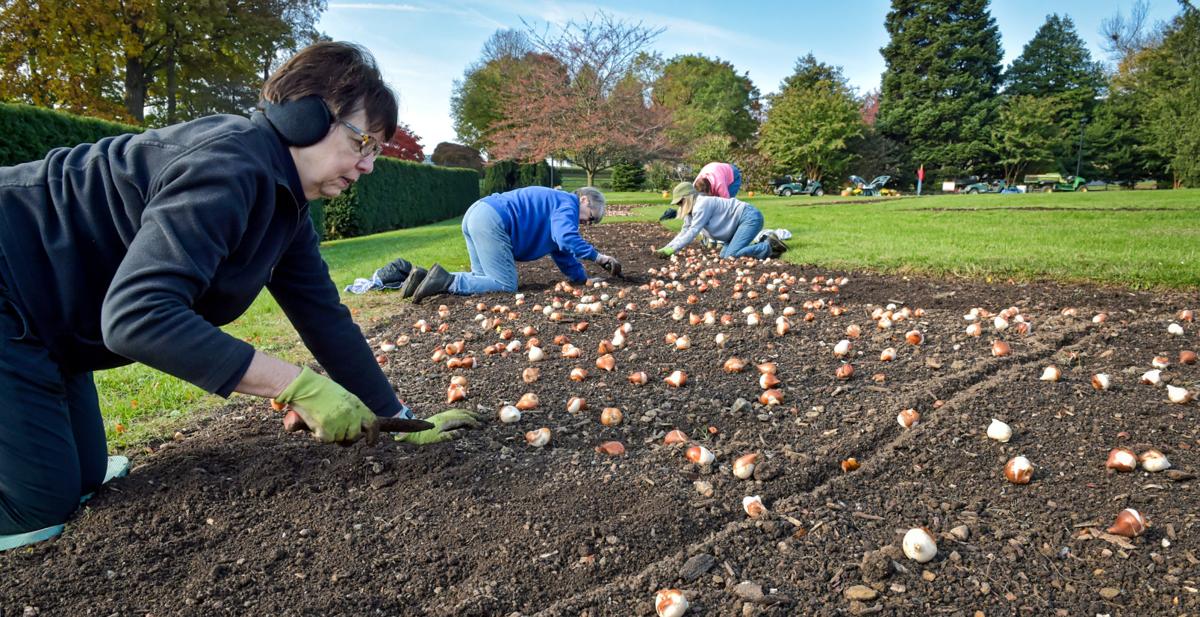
[1023,173,1088,193]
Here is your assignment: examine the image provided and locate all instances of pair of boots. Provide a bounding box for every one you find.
[399,264,454,304]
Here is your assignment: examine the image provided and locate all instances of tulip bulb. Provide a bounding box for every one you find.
[897,408,920,428]
[757,362,777,375]
[714,332,729,347]
[597,340,615,354]
[522,367,540,383]
[663,429,688,446]
[655,589,688,617]
[665,370,688,387]
[966,322,982,337]
[1152,355,1170,369]
[516,392,539,410]
[742,495,767,518]
[1167,385,1193,404]
[1140,449,1171,472]
[628,371,648,385]
[1040,366,1061,382]
[686,445,715,465]
[379,340,396,352]
[446,383,466,404]
[840,457,859,473]
[987,419,1013,443]
[569,367,587,381]
[595,441,625,456]
[596,354,616,371]
[880,347,897,362]
[905,330,924,345]
[525,427,551,448]
[991,340,1010,357]
[1168,323,1185,336]
[733,453,758,479]
[1091,373,1111,391]
[1106,448,1137,472]
[566,396,586,413]
[1180,350,1197,365]
[846,324,862,338]
[902,527,937,563]
[600,407,623,426]
[833,339,851,358]
[674,335,691,350]
[724,357,746,373]
[1004,455,1033,484]
[561,344,581,358]
[1107,508,1147,537]
[835,363,854,380]
[1181,309,1196,322]
[993,315,1009,331]
[759,373,781,389]
[527,346,546,362]
[746,312,760,327]
[758,389,784,406]
[498,405,521,424]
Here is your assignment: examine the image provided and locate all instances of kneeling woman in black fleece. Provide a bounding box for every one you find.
[0,42,475,550]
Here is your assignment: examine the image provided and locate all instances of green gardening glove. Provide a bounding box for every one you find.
[655,246,675,259]
[274,367,377,443]
[394,409,481,445]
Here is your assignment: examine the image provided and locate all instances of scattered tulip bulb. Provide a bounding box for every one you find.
[905,330,924,345]
[498,405,521,424]
[987,419,1013,443]
[521,326,537,337]
[595,441,625,456]
[833,340,851,358]
[993,316,1009,331]
[1168,323,1185,336]
[733,453,758,479]
[566,396,586,413]
[665,370,688,387]
[663,429,688,445]
[561,344,581,358]
[757,362,777,375]
[846,324,862,338]
[897,408,920,428]
[525,427,551,448]
[446,383,466,404]
[742,495,767,518]
[655,589,688,617]
[1152,355,1170,369]
[724,357,746,373]
[569,367,587,381]
[762,304,775,316]
[522,367,540,383]
[1004,455,1033,484]
[1040,366,1061,382]
[1139,449,1171,472]
[966,323,983,337]
[516,392,540,410]
[674,335,691,350]
[758,389,784,406]
[1091,373,1111,391]
[379,340,396,352]
[746,313,761,327]
[600,407,624,426]
[1181,309,1196,322]
[840,457,860,473]
[505,340,522,353]
[759,373,781,389]
[774,316,790,336]
[880,347,897,362]
[1106,447,1137,472]
[628,371,648,385]
[714,332,729,347]
[527,346,545,362]
[450,375,468,387]
[1141,369,1162,386]
[686,445,715,465]
[595,354,616,372]
[1093,313,1108,324]
[991,340,1011,357]
[1107,508,1147,538]
[877,316,893,330]
[597,340,615,354]
[902,527,938,563]
[1180,350,1197,365]
[835,363,854,380]
[1167,385,1193,404]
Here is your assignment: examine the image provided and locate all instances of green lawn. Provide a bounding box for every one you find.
[99,188,1200,448]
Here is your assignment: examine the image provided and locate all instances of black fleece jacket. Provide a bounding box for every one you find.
[0,112,401,416]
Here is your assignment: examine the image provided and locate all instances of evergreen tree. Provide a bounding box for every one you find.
[609,159,647,191]
[877,0,1003,183]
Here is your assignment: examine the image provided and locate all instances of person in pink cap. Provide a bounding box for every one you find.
[693,161,743,198]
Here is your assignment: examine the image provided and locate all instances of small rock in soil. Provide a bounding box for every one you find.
[679,553,715,582]
[1099,587,1121,600]
[860,545,902,583]
[731,398,752,414]
[734,581,765,603]
[844,585,879,601]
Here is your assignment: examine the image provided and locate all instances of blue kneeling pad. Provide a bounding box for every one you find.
[0,455,130,552]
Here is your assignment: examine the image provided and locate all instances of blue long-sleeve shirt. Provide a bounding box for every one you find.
[482,187,599,282]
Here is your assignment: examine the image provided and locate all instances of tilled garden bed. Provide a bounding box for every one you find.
[2,222,1198,616]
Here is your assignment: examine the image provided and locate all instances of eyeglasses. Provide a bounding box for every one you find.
[341,120,383,158]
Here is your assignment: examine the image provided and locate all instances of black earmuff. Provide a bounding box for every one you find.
[262,95,333,147]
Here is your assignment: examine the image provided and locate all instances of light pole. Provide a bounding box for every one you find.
[1075,118,1087,180]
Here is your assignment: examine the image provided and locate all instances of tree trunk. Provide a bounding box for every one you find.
[125,53,146,122]
[165,52,177,124]
[586,168,595,187]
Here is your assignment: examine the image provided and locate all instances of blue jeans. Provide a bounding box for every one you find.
[0,282,107,535]
[450,201,519,295]
[729,164,742,198]
[720,205,771,259]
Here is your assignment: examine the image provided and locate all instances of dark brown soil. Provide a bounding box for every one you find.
[3,222,1199,617]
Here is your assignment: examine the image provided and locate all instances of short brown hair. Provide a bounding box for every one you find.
[261,41,399,140]
[693,177,711,194]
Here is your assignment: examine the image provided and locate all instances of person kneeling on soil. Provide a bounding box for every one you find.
[402,186,622,303]
[0,42,477,552]
[694,160,743,198]
[655,182,788,260]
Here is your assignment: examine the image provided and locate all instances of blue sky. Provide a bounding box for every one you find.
[318,1,1181,152]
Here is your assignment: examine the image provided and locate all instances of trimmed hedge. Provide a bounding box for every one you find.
[482,160,552,195]
[319,157,479,240]
[0,102,142,167]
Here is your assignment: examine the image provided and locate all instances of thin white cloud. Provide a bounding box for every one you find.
[329,2,428,11]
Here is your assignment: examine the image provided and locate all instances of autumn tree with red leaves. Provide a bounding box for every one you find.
[380,123,424,161]
[488,12,673,186]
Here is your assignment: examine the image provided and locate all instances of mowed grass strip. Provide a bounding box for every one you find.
[100,189,1199,447]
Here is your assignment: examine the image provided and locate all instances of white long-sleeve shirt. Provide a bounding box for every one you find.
[665,196,748,252]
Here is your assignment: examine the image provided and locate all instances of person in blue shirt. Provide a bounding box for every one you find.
[403,186,622,303]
